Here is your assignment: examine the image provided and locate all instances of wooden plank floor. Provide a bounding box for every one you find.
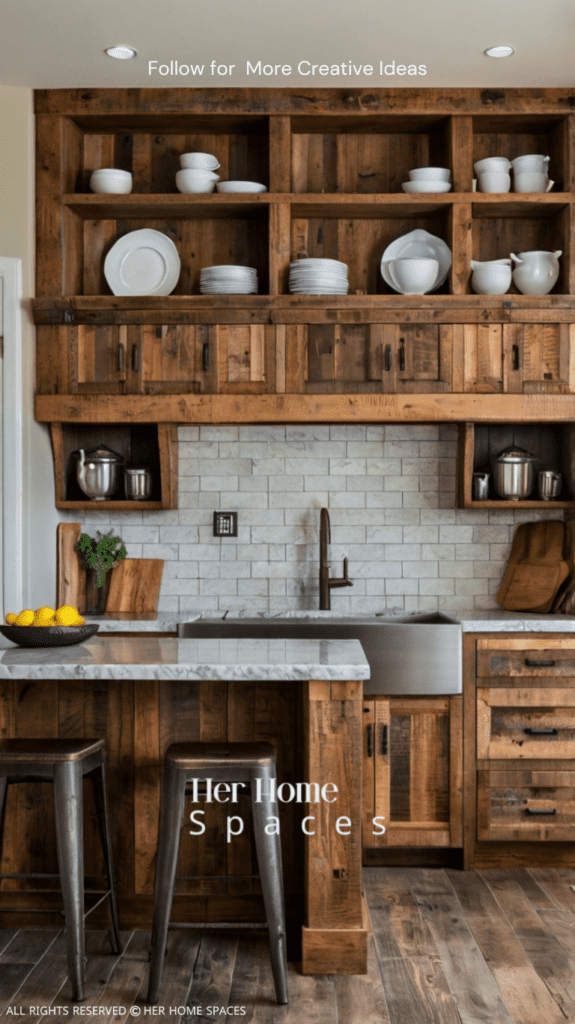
[3,868,575,1023]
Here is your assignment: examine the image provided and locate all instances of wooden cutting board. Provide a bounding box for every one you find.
[56,522,86,612]
[105,559,164,613]
[57,524,164,614]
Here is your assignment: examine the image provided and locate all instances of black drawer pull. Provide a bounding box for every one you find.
[131,344,139,373]
[117,342,124,372]
[202,341,210,372]
[525,807,557,816]
[512,344,520,370]
[524,659,556,668]
[366,724,373,758]
[524,727,558,736]
[384,345,392,371]
[398,339,405,371]
[380,723,388,756]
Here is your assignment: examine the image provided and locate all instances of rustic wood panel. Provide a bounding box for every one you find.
[56,521,85,611]
[478,769,575,841]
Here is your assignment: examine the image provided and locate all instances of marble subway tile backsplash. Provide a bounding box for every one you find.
[62,424,560,616]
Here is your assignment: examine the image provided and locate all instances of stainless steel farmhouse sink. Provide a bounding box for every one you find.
[178,613,462,695]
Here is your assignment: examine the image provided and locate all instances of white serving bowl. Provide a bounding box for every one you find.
[514,172,553,193]
[216,181,268,193]
[387,257,439,294]
[474,156,511,176]
[408,167,451,182]
[477,172,511,193]
[90,169,132,194]
[402,181,452,194]
[175,169,219,194]
[511,154,549,174]
[471,261,512,295]
[180,152,220,171]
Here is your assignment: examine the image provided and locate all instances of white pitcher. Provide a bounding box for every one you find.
[510,250,561,295]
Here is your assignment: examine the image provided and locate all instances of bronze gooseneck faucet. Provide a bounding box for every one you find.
[319,507,353,610]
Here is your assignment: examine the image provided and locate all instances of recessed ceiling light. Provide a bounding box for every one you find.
[105,46,138,60]
[484,45,515,58]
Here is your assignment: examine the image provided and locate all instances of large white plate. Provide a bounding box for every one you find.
[380,229,452,293]
[104,229,181,296]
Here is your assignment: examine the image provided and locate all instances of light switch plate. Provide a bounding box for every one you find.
[213,511,238,537]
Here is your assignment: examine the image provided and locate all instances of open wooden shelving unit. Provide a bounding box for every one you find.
[33,88,575,509]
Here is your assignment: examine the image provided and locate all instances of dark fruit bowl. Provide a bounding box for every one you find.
[0,624,100,648]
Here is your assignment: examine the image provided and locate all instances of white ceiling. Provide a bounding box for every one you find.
[1,0,574,89]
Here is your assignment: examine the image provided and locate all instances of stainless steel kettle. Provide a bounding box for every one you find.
[493,445,537,500]
[76,445,124,500]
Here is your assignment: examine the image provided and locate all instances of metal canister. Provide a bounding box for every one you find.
[538,470,562,501]
[124,467,152,500]
[493,445,537,500]
[473,471,490,500]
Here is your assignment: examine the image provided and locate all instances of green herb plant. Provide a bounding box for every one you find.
[74,530,127,587]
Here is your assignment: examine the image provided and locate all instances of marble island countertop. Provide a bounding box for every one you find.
[0,636,370,682]
[84,610,575,634]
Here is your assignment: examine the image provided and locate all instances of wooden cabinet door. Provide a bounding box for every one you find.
[74,325,129,394]
[137,325,211,395]
[503,323,575,394]
[459,325,504,393]
[362,696,462,851]
[379,325,452,394]
[477,769,575,841]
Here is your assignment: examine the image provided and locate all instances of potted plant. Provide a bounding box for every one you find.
[75,530,127,614]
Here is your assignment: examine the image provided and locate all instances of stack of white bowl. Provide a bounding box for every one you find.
[402,167,451,193]
[474,155,553,194]
[289,258,349,294]
[200,265,258,295]
[176,151,221,194]
[90,168,132,194]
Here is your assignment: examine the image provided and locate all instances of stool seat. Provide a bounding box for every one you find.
[148,741,289,1006]
[0,738,103,762]
[0,737,121,1002]
[166,741,275,770]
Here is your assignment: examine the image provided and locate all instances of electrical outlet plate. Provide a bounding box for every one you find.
[213,511,238,537]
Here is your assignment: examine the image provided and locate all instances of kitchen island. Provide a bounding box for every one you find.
[0,636,370,974]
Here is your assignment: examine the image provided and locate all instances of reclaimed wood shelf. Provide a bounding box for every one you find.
[457,421,574,509]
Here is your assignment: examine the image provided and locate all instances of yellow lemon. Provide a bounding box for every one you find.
[5,613,16,625]
[33,606,56,627]
[14,609,35,626]
[55,605,79,626]
[73,615,86,626]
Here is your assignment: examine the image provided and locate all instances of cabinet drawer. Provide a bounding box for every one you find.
[477,769,575,841]
[477,648,575,679]
[477,687,575,759]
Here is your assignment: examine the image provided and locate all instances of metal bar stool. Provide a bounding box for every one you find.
[0,738,122,1002]
[147,741,289,1005]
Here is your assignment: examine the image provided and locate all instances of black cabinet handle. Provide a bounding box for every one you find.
[380,723,388,756]
[131,344,139,373]
[384,345,392,371]
[117,342,124,372]
[525,659,556,667]
[366,724,373,758]
[202,341,210,372]
[525,807,557,815]
[524,727,558,736]
[398,339,405,371]
[512,344,521,370]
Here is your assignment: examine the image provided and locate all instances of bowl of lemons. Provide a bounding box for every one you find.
[0,606,99,647]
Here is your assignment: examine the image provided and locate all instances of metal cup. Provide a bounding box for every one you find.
[473,471,490,500]
[124,467,152,500]
[538,470,562,501]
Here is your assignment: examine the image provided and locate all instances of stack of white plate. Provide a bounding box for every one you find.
[289,258,348,294]
[200,265,258,294]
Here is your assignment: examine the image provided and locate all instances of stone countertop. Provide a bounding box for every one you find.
[86,610,575,634]
[0,636,370,682]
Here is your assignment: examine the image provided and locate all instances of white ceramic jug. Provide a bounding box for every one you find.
[510,250,561,295]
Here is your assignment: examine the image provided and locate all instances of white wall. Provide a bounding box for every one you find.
[0,86,59,609]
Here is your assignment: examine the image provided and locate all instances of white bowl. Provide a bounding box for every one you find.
[216,181,268,193]
[511,154,549,174]
[180,152,220,171]
[474,156,511,175]
[514,172,553,193]
[387,257,439,294]
[90,169,132,194]
[402,181,452,194]
[408,167,451,182]
[175,169,219,194]
[477,172,511,193]
[471,264,512,295]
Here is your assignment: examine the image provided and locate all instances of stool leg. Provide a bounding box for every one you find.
[53,761,85,1002]
[88,762,122,955]
[147,761,187,1005]
[251,764,289,1004]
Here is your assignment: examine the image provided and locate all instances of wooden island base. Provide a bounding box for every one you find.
[0,673,367,975]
